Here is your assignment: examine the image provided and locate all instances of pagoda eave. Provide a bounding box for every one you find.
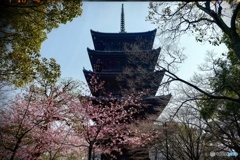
[142,94,172,106]
[83,69,166,96]
[83,94,171,107]
[90,29,157,37]
[87,47,161,55]
[87,47,125,55]
[83,69,120,77]
[81,94,171,121]
[91,29,157,51]
[87,47,161,72]
[83,69,166,81]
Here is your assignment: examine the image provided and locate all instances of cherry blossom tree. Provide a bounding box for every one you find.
[0,77,160,160]
[67,76,161,160]
[0,79,83,160]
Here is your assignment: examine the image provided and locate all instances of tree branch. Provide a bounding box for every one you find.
[165,69,240,103]
[195,2,230,35]
[231,3,240,31]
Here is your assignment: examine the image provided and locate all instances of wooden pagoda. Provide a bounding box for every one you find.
[83,4,171,160]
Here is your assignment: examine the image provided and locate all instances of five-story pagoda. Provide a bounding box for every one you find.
[83,4,171,159]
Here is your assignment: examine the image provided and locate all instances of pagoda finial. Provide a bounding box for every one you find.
[120,4,126,33]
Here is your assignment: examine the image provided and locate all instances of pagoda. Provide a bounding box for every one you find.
[83,4,171,160]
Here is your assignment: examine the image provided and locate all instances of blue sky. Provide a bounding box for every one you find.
[40,2,228,84]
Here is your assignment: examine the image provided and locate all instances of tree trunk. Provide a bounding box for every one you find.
[231,31,240,61]
[88,144,93,160]
[233,41,240,61]
[10,137,22,160]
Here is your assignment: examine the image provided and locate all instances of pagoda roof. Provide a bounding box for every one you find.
[83,69,121,77]
[90,29,157,51]
[80,94,172,121]
[87,47,161,55]
[87,47,125,55]
[139,94,172,121]
[91,29,157,37]
[83,69,165,81]
[83,69,165,97]
[85,94,171,108]
[87,47,161,72]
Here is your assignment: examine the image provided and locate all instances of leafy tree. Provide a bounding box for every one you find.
[0,0,82,87]
[146,1,240,158]
[147,1,240,60]
[162,33,240,158]
[197,42,240,156]
[145,1,240,115]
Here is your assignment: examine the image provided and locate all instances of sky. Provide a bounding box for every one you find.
[40,2,228,86]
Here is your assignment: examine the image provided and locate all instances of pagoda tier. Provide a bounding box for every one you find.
[87,47,161,72]
[91,29,157,51]
[82,94,171,122]
[83,69,165,97]
[135,94,172,121]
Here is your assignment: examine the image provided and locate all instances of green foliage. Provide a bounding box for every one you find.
[35,58,61,85]
[198,98,217,120]
[199,46,240,119]
[0,0,83,87]
[197,35,240,153]
[148,0,240,154]
[211,52,240,97]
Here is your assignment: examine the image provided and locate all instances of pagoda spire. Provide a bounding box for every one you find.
[120,4,126,33]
